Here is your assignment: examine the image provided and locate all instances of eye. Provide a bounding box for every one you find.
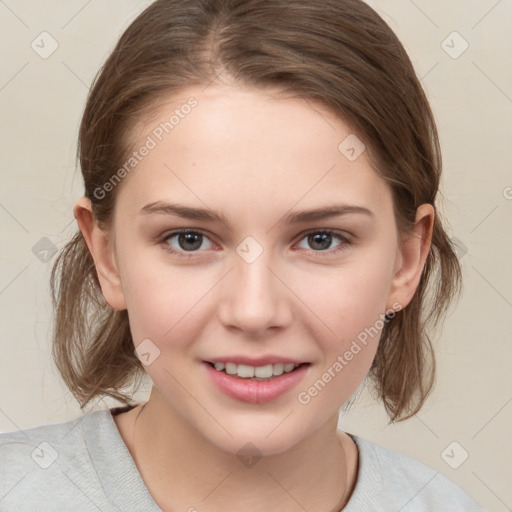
[296,229,351,254]
[160,228,351,258]
[162,230,214,254]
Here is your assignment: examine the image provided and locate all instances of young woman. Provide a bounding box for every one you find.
[0,1,485,510]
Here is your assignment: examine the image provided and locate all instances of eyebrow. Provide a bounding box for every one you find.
[139,201,375,225]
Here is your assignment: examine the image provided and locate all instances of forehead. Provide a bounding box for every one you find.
[116,84,392,221]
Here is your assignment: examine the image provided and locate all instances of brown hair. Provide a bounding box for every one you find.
[51,0,462,422]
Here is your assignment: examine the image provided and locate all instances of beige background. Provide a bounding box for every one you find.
[0,1,511,510]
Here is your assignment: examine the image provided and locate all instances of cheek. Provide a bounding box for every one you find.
[299,257,395,342]
[117,249,206,341]
[295,265,391,414]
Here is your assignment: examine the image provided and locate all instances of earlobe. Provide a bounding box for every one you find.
[386,204,435,310]
[73,197,127,310]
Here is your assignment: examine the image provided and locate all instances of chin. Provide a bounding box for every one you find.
[214,430,304,459]
[196,411,314,459]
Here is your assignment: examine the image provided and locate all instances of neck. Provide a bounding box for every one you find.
[116,390,358,512]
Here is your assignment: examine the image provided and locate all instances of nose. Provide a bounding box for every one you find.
[217,251,293,336]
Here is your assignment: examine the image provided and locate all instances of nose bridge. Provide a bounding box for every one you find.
[218,242,292,334]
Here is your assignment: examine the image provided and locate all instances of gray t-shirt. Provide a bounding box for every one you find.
[0,406,485,511]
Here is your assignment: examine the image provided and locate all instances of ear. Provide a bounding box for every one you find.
[386,203,435,310]
[73,197,127,310]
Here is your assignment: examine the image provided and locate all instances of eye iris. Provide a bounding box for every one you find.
[178,232,202,251]
[309,233,332,250]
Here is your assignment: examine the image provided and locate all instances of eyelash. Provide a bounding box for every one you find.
[159,228,352,258]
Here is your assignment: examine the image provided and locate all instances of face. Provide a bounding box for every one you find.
[95,84,411,455]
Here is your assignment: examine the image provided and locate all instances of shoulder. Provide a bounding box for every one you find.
[344,434,486,512]
[0,409,117,511]
[0,409,94,470]
[0,408,106,464]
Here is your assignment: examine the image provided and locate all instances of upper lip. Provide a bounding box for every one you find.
[204,356,309,366]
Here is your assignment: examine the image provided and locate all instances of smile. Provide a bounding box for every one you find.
[207,361,302,380]
[203,360,311,403]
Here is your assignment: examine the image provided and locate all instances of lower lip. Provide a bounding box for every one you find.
[203,362,310,404]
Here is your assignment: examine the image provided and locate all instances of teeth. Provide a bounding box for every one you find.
[254,364,273,378]
[237,364,255,378]
[211,361,301,379]
[225,362,237,375]
[273,363,284,376]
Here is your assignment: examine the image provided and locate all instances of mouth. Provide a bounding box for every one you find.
[205,361,310,381]
[203,359,311,404]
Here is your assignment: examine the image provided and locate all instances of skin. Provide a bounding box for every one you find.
[75,82,434,511]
